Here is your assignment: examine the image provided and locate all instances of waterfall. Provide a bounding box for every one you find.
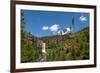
[42,43,46,53]
[41,43,46,61]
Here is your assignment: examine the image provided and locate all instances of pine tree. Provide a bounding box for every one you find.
[21,11,34,62]
[70,17,75,32]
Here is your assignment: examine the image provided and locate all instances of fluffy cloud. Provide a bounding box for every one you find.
[66,28,71,32]
[42,26,49,30]
[42,24,60,32]
[79,15,87,21]
[42,24,62,35]
[57,30,62,35]
[49,24,60,32]
[42,24,72,35]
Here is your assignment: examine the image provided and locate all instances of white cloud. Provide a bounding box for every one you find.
[42,26,49,30]
[79,15,87,21]
[42,24,73,36]
[61,27,71,35]
[49,24,60,32]
[66,28,71,32]
[57,30,62,35]
[42,24,60,35]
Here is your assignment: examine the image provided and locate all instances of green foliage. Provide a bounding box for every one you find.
[21,42,34,62]
[42,27,89,61]
[21,11,42,63]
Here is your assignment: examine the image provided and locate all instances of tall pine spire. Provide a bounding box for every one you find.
[71,17,75,32]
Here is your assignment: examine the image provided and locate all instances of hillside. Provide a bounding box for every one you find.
[39,27,89,61]
[21,27,89,62]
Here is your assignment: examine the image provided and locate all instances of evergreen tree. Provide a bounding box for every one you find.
[70,17,75,32]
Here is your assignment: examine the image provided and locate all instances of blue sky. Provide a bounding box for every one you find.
[21,10,89,37]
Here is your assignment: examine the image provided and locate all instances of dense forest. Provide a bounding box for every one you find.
[21,12,89,63]
[41,27,89,61]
